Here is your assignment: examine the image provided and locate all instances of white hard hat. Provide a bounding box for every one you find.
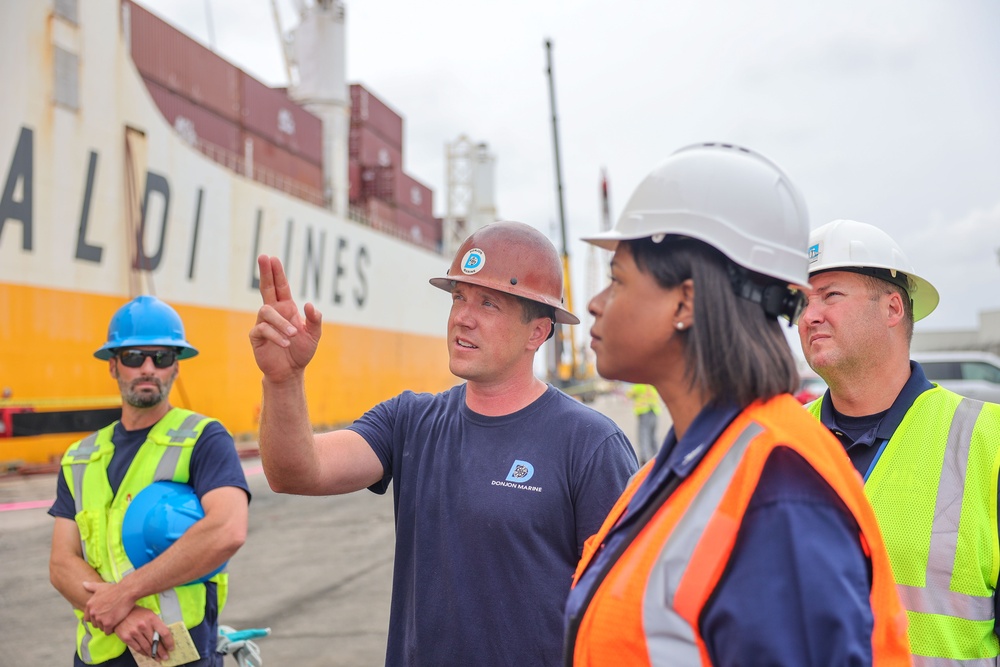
[582,142,810,289]
[808,219,939,321]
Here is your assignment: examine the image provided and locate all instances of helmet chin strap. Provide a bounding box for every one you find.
[727,264,805,325]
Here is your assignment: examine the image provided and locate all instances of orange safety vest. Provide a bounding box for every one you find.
[568,394,911,666]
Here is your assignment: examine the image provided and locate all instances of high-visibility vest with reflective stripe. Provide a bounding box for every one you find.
[809,387,1000,665]
[60,408,228,664]
[628,384,662,416]
[569,394,911,666]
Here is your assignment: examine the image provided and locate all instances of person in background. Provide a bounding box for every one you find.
[49,295,249,666]
[249,220,638,666]
[627,383,662,464]
[799,218,1000,665]
[564,143,911,665]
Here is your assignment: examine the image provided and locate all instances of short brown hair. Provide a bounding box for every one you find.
[626,237,798,407]
[860,274,915,342]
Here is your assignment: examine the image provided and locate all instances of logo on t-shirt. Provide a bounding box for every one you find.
[505,459,534,483]
[491,459,542,492]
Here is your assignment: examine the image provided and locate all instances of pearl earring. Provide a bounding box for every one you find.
[676,322,685,331]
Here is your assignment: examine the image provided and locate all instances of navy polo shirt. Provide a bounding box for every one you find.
[816,361,934,480]
[817,360,1000,630]
[565,399,875,664]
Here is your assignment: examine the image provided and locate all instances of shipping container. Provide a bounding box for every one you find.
[349,159,362,202]
[244,132,325,207]
[349,125,402,174]
[142,78,244,155]
[125,0,242,124]
[398,172,434,219]
[364,197,398,233]
[350,84,403,149]
[360,165,396,203]
[397,207,443,252]
[242,73,324,166]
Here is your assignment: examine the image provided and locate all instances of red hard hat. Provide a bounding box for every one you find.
[429,221,579,324]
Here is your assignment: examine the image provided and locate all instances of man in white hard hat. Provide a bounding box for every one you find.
[249,221,638,667]
[49,296,250,667]
[798,218,1000,665]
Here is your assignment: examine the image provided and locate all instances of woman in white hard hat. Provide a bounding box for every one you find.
[563,143,912,665]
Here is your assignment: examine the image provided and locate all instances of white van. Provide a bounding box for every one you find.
[912,351,1000,403]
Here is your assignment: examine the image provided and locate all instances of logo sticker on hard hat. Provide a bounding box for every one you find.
[461,248,486,275]
[808,242,820,264]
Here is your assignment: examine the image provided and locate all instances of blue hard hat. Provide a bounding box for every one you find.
[121,481,226,584]
[95,295,198,360]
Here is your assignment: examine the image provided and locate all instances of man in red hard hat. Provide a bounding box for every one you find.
[49,295,250,666]
[250,221,638,666]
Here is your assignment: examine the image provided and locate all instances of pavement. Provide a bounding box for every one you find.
[0,391,666,666]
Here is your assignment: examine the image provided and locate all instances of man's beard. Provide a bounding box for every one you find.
[120,374,175,408]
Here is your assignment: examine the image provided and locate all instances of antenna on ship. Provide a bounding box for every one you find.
[203,0,217,51]
[269,0,293,85]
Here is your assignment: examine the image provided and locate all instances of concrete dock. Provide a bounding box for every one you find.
[0,391,662,666]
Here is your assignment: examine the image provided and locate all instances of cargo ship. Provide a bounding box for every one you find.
[0,0,461,467]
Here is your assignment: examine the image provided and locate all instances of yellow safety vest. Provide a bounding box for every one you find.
[809,387,1000,665]
[60,408,228,664]
[628,384,662,416]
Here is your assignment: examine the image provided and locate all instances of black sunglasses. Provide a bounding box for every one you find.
[116,349,178,369]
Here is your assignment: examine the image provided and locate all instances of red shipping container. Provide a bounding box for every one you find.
[360,166,396,203]
[242,73,323,166]
[350,84,403,149]
[125,0,242,124]
[365,198,399,232]
[349,125,401,174]
[349,159,362,203]
[397,207,442,251]
[143,78,244,155]
[397,172,434,219]
[245,132,324,206]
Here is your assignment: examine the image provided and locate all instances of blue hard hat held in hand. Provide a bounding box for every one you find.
[94,295,199,361]
[122,481,226,584]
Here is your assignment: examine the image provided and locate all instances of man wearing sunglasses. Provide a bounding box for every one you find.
[48,295,250,667]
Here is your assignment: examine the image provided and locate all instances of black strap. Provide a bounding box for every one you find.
[728,264,804,323]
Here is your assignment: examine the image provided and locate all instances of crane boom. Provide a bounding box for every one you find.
[544,38,579,383]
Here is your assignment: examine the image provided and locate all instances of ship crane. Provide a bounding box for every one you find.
[544,39,597,401]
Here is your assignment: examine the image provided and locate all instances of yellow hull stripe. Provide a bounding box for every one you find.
[0,283,455,465]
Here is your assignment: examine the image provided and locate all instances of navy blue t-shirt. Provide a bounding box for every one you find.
[566,401,876,665]
[348,384,638,666]
[50,419,250,667]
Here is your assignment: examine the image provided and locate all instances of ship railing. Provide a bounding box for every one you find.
[193,139,327,208]
[347,205,442,255]
[189,138,442,255]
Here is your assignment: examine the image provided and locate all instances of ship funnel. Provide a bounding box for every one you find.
[287,0,349,216]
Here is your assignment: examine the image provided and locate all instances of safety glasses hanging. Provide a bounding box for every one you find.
[116,349,178,369]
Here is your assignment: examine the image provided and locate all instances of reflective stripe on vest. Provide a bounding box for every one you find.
[570,395,911,666]
[643,423,761,662]
[809,389,1000,665]
[61,408,219,664]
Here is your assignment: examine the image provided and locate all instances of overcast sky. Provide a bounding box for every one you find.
[140,0,1000,334]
